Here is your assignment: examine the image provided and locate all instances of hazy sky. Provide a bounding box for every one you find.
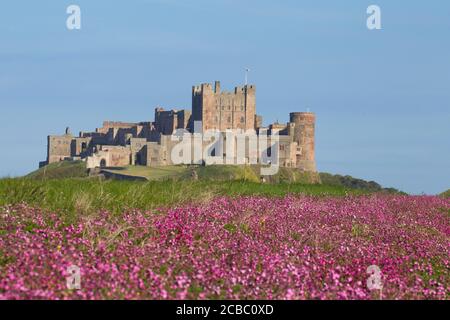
[1,0,449,194]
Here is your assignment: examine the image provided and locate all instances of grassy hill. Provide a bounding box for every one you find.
[25,161,402,192]
[102,164,321,184]
[0,178,362,221]
[27,161,402,193]
[319,172,403,194]
[5,161,405,219]
[26,161,88,180]
[440,189,450,198]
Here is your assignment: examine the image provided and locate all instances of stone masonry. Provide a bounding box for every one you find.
[41,81,317,172]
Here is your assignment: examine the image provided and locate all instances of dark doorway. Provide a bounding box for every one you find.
[100,159,107,168]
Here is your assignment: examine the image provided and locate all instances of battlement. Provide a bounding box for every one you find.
[290,112,315,122]
[102,121,138,128]
[192,82,255,97]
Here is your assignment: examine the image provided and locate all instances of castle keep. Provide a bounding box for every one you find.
[41,81,316,172]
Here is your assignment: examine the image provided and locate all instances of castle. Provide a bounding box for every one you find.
[41,81,316,173]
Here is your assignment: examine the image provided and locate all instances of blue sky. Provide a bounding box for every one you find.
[0,0,449,194]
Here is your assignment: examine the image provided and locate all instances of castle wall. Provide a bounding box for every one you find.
[71,137,92,157]
[47,135,73,164]
[154,108,192,135]
[144,142,168,167]
[177,110,191,130]
[86,145,131,169]
[130,138,147,165]
[97,121,138,134]
[192,82,256,132]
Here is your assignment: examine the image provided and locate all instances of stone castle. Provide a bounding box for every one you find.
[41,81,316,172]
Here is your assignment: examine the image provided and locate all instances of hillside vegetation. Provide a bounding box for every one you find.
[441,189,450,198]
[2,194,449,299]
[319,173,403,194]
[0,178,362,221]
[26,161,88,180]
[27,161,401,193]
[2,161,403,220]
[103,164,321,184]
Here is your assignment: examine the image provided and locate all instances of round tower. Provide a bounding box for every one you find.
[289,112,316,172]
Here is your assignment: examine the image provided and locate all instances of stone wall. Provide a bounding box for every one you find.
[192,82,256,132]
[86,146,131,169]
[42,81,317,173]
[290,112,316,172]
[47,135,73,164]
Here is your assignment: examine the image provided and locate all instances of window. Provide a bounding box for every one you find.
[240,117,245,123]
[227,116,231,123]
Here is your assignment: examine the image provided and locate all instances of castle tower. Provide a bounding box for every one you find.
[290,112,316,172]
[191,81,256,132]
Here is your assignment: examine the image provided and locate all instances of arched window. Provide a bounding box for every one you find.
[100,159,107,168]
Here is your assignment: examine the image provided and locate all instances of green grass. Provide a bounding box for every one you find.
[3,161,401,222]
[103,165,187,180]
[319,172,404,194]
[26,161,88,180]
[0,178,361,222]
[102,164,320,184]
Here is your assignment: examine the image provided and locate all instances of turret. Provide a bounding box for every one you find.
[214,81,221,93]
[289,112,316,172]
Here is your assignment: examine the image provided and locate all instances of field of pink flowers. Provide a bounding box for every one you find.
[0,195,449,300]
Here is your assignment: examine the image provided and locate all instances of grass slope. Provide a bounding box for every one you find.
[0,178,360,221]
[103,164,321,184]
[441,189,450,198]
[319,172,403,194]
[11,161,404,220]
[26,161,88,180]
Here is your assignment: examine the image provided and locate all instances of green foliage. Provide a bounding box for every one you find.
[223,223,237,234]
[440,189,450,198]
[319,172,404,194]
[26,161,88,180]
